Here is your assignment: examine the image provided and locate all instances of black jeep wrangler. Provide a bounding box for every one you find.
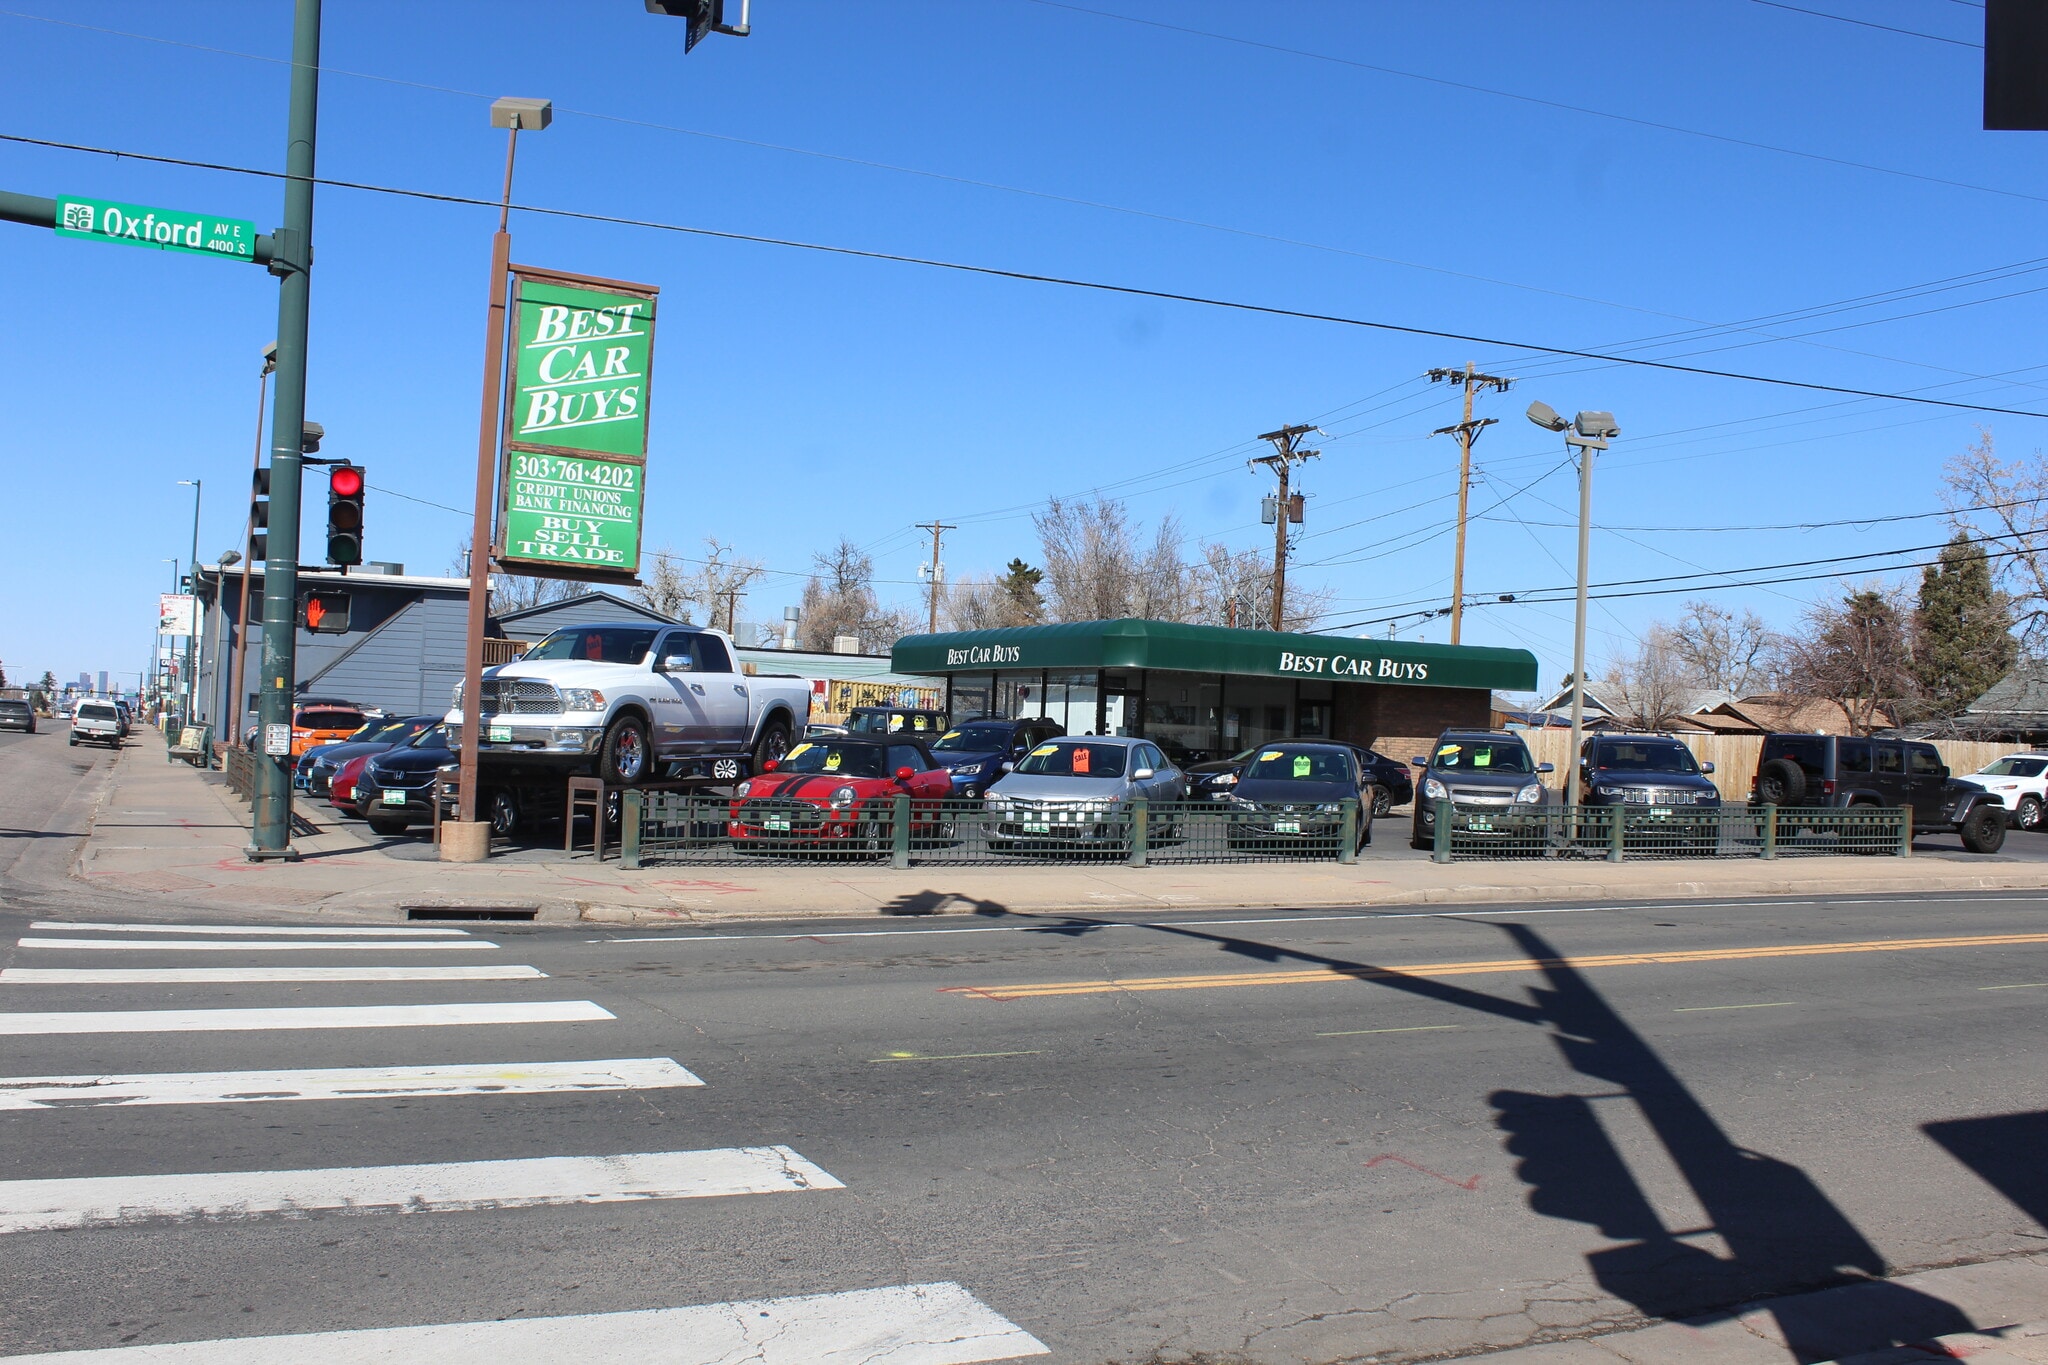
[1749,733,2009,854]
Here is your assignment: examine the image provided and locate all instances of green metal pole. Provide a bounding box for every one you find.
[1127,797,1148,868]
[1432,798,1452,865]
[1338,798,1357,865]
[249,0,320,860]
[891,794,911,870]
[183,479,201,728]
[1606,805,1625,863]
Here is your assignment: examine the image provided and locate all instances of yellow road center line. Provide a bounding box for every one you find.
[1673,1002,1797,1012]
[948,932,2048,1002]
[867,1050,1045,1063]
[1316,1025,1463,1037]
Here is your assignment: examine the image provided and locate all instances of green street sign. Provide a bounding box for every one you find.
[507,273,657,459]
[55,195,256,260]
[498,451,644,576]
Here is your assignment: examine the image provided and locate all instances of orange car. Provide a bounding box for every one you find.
[290,705,367,757]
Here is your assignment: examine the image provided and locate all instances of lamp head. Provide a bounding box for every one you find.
[1525,400,1569,432]
[490,97,553,131]
[261,341,278,375]
[220,550,243,567]
[1573,411,1620,440]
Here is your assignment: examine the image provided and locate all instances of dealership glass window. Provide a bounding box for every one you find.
[1222,675,1292,749]
[1140,670,1221,764]
[1043,671,1097,734]
[995,673,1036,720]
[1100,670,1139,737]
[949,676,992,725]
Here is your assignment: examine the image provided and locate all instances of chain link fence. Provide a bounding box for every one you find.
[1424,801,1911,862]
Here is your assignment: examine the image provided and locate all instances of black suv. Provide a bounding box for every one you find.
[1750,733,2009,853]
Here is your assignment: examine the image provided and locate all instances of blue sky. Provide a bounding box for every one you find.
[2,0,2040,692]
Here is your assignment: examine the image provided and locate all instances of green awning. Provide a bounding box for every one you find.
[890,618,1536,692]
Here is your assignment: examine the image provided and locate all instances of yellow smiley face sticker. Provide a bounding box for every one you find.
[824,752,843,771]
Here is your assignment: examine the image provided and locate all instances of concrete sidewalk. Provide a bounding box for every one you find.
[65,744,2048,924]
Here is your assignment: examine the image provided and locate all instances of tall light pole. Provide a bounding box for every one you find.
[450,96,552,864]
[205,550,241,731]
[177,479,202,727]
[1525,401,1619,810]
[229,343,276,749]
[250,0,321,861]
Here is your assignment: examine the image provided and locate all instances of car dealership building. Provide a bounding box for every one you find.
[891,619,1539,764]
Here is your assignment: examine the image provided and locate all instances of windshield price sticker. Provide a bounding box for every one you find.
[1293,754,1312,778]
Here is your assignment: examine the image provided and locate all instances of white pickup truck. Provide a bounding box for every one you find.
[448,622,809,785]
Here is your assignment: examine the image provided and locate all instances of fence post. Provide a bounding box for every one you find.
[621,789,643,870]
[1761,803,1777,860]
[1128,797,1148,867]
[1338,798,1358,865]
[1606,805,1625,863]
[1897,805,1913,858]
[1432,798,1452,864]
[891,793,911,869]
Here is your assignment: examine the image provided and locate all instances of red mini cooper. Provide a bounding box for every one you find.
[729,736,952,850]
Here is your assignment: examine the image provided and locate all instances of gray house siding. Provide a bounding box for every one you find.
[301,596,472,718]
[499,592,675,642]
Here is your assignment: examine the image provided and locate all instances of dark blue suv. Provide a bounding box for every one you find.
[930,717,1067,799]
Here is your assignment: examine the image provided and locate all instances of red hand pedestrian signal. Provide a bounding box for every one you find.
[298,590,350,634]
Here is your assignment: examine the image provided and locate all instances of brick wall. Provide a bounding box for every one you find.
[1332,682,1490,752]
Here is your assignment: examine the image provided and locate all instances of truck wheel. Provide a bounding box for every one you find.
[599,715,650,786]
[2015,795,2043,832]
[752,719,791,774]
[1961,805,2007,854]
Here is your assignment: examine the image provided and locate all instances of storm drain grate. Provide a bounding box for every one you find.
[404,906,539,922]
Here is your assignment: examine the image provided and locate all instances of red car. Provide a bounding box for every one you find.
[729,737,951,849]
[329,754,372,817]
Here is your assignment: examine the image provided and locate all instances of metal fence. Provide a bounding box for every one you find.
[222,745,255,803]
[1427,801,1911,862]
[623,794,1370,869]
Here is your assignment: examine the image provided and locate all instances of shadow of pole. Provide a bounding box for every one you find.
[1491,921,1972,1362]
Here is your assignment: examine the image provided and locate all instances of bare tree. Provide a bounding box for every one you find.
[1779,584,1921,735]
[631,539,763,629]
[450,539,578,616]
[634,549,695,623]
[1944,429,2048,650]
[1600,626,1695,729]
[798,539,916,653]
[1196,543,1333,631]
[1665,600,1782,695]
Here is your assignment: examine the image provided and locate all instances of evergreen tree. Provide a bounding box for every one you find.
[996,559,1045,625]
[1915,531,2017,716]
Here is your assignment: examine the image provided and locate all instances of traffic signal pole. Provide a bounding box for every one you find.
[248,0,321,860]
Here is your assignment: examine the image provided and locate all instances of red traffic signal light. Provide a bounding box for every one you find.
[326,463,364,566]
[299,590,350,634]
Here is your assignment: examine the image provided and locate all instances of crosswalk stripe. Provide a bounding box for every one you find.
[0,966,546,984]
[16,937,497,952]
[27,922,472,937]
[0,1282,1045,1363]
[0,1058,702,1109]
[0,1000,614,1035]
[0,1145,844,1234]
[0,1281,1047,1363]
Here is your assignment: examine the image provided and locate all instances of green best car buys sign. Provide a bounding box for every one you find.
[499,452,643,573]
[508,272,657,459]
[56,196,256,260]
[499,266,658,581]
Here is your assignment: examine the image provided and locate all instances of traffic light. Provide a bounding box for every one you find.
[325,463,364,567]
[298,589,350,634]
[249,466,269,562]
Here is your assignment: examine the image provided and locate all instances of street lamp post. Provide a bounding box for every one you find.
[228,344,277,750]
[1525,401,1619,811]
[205,550,241,731]
[177,479,202,727]
[449,96,552,864]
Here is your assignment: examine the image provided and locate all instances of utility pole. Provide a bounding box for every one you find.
[1251,425,1318,631]
[228,345,275,750]
[916,520,953,634]
[1427,364,1514,645]
[717,586,744,635]
[248,0,320,860]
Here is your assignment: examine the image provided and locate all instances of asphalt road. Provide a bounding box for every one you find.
[3,731,2048,1362]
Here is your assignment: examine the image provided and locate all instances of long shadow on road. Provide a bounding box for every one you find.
[952,904,1976,1361]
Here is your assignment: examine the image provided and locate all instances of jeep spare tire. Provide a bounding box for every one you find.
[600,714,650,786]
[1755,757,1808,806]
[1961,804,2007,854]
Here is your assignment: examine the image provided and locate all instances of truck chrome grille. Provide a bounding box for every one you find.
[479,679,562,714]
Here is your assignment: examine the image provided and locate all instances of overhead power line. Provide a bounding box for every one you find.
[1746,0,1981,48]
[6,131,2046,420]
